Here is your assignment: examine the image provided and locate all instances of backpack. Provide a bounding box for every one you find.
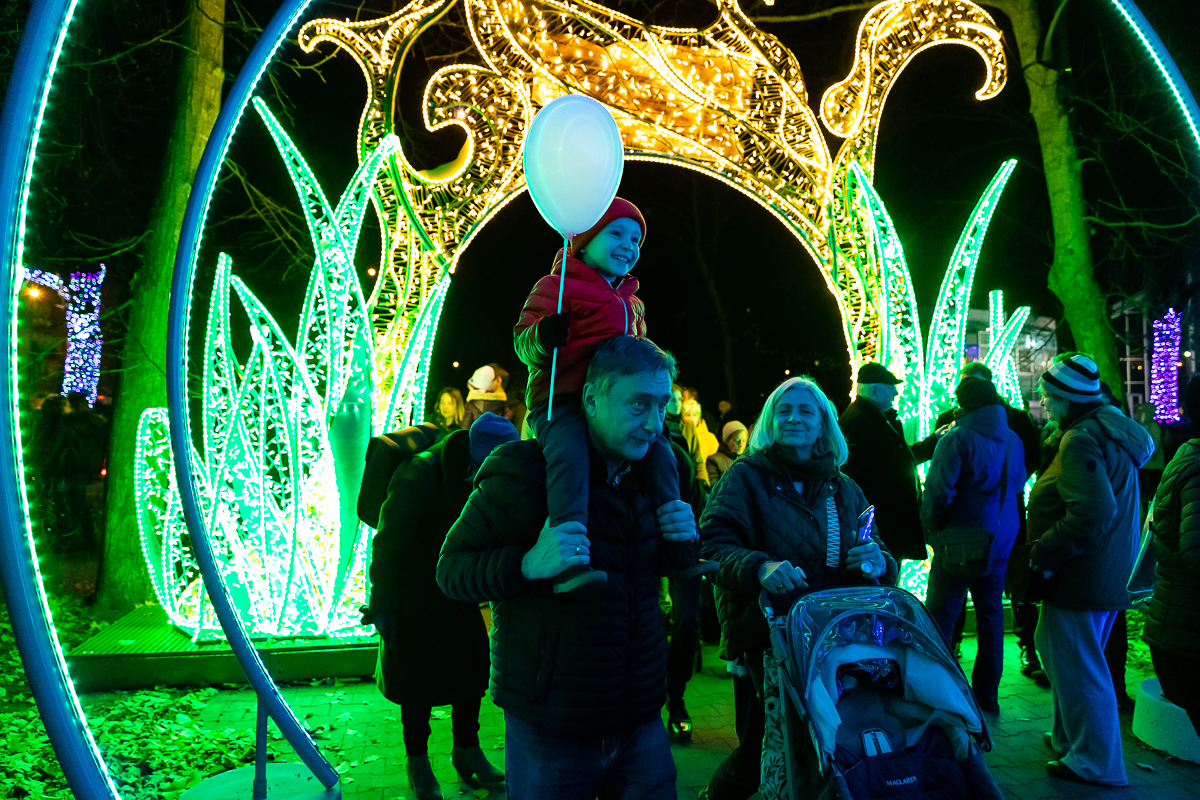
[356,422,443,528]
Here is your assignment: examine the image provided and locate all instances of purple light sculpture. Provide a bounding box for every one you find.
[1151,307,1182,422]
[23,264,105,405]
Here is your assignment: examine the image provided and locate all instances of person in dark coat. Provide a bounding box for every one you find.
[839,362,940,562]
[369,412,516,799]
[1143,375,1200,737]
[921,377,1026,713]
[436,336,695,800]
[1028,354,1153,786]
[933,363,1044,681]
[699,376,896,800]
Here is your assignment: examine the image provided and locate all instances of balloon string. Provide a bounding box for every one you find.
[547,233,569,422]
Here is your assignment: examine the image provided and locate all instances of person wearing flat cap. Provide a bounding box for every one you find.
[838,362,943,563]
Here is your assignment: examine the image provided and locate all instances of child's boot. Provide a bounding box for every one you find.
[552,565,607,593]
[661,538,719,579]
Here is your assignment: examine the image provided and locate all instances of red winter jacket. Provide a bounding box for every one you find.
[513,250,646,407]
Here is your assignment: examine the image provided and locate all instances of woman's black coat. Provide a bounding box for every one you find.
[369,430,489,706]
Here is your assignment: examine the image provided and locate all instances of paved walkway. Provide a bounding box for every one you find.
[190,634,1200,799]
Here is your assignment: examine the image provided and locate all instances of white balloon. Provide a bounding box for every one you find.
[524,95,624,237]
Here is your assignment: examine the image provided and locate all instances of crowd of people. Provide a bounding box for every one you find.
[361,197,1196,800]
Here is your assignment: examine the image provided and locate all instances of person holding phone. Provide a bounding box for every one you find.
[698,376,897,800]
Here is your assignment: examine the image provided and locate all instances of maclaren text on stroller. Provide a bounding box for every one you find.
[758,585,1005,799]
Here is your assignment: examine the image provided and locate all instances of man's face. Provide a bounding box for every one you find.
[583,369,672,464]
[581,218,641,283]
[867,382,899,411]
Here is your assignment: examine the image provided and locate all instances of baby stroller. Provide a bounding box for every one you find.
[758,585,1004,800]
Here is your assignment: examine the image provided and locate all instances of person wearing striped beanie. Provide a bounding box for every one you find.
[1028,351,1155,786]
[1041,353,1103,404]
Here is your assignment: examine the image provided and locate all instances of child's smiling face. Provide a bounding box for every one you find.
[580,217,641,283]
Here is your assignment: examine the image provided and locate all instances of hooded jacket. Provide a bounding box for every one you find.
[1028,405,1154,610]
[436,439,668,738]
[699,447,898,660]
[1144,439,1200,658]
[921,405,1027,565]
[513,251,646,408]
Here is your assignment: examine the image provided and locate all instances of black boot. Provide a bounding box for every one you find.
[1020,643,1050,687]
[452,745,504,785]
[406,755,443,800]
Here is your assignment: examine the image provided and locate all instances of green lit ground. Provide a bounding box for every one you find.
[173,635,1198,799]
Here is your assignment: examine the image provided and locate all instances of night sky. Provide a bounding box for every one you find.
[207,0,1200,423]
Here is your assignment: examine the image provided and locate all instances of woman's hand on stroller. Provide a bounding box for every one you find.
[758,560,807,594]
[846,541,885,579]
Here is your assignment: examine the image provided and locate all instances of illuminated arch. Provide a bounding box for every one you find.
[296,0,1009,427]
[3,0,1196,795]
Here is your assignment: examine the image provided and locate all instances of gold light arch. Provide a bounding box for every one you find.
[296,0,1008,424]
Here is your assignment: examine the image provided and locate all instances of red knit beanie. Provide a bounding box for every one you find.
[568,197,647,257]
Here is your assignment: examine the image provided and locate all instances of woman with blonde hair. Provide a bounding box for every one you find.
[699,376,897,800]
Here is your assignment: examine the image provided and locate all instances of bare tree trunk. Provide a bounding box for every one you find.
[688,179,739,412]
[987,0,1122,395]
[97,0,224,613]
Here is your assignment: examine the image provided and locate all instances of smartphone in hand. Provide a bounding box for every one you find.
[856,505,875,544]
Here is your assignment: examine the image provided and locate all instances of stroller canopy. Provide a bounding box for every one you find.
[782,585,990,762]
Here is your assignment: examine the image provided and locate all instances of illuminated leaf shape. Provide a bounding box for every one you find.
[137,109,399,637]
[251,97,397,417]
[134,407,219,637]
[202,253,239,476]
[845,161,924,426]
[983,291,1031,408]
[922,159,1017,436]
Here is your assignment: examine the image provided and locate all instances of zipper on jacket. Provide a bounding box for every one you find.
[619,295,629,334]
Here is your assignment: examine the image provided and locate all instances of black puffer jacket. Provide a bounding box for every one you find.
[436,440,667,738]
[699,447,898,660]
[1028,405,1154,610]
[1144,439,1200,658]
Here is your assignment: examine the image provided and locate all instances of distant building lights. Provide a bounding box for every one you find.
[23,265,106,405]
[1150,308,1182,422]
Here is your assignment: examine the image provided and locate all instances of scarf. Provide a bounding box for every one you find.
[771,446,837,505]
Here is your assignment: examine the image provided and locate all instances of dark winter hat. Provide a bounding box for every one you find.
[856,362,902,385]
[956,376,1001,411]
[468,412,519,475]
[1042,353,1102,403]
[568,197,647,257]
[960,362,993,383]
[1185,375,1200,437]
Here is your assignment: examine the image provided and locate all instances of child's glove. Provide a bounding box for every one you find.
[539,312,570,349]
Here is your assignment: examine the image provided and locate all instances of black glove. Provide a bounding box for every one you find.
[372,610,398,649]
[539,312,570,350]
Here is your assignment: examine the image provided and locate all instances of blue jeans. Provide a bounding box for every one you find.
[504,711,677,800]
[924,557,1008,709]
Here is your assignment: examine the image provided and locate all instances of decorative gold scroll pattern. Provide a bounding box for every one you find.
[297,0,1006,411]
